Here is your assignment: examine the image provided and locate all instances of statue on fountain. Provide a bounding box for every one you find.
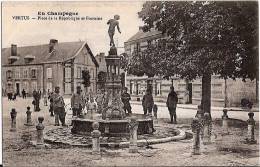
[107,14,121,47]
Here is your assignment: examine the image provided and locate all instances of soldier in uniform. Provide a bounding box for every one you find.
[71,86,85,117]
[52,86,66,126]
[166,86,178,124]
[121,87,132,115]
[142,89,154,115]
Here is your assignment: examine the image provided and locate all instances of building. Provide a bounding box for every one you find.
[124,28,258,107]
[2,39,99,96]
[95,52,107,73]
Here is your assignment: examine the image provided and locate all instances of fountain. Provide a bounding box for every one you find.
[71,46,154,137]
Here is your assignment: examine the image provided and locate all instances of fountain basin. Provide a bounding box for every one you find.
[71,114,154,137]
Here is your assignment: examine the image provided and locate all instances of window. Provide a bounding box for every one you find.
[136,83,139,95]
[31,81,37,90]
[65,67,71,79]
[77,67,81,78]
[47,68,52,79]
[99,58,101,62]
[6,70,12,79]
[90,68,94,78]
[130,82,133,94]
[15,70,20,79]
[136,43,141,52]
[23,69,28,78]
[65,82,71,94]
[147,40,152,47]
[31,69,36,78]
[47,82,52,92]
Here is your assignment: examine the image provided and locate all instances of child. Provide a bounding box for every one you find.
[107,15,121,46]
[153,104,158,119]
[87,97,97,119]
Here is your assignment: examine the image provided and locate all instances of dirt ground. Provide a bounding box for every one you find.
[2,97,260,167]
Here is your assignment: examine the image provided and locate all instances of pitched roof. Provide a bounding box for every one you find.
[125,29,162,43]
[2,41,99,67]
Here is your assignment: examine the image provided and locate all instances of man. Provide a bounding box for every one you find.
[49,92,54,117]
[166,86,178,124]
[121,87,132,115]
[52,86,66,126]
[71,86,85,117]
[142,89,154,115]
[22,89,26,99]
[96,89,105,114]
[107,15,121,46]
[32,89,40,111]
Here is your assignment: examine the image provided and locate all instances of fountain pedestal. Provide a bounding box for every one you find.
[71,47,154,137]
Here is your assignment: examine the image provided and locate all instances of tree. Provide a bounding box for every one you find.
[82,70,91,88]
[134,1,258,115]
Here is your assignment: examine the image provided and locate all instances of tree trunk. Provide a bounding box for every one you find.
[224,78,227,108]
[201,73,211,116]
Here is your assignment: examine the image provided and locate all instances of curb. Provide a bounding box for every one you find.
[44,129,186,148]
[130,101,259,112]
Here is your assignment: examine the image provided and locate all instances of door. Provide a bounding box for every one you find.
[188,83,192,103]
[16,83,20,95]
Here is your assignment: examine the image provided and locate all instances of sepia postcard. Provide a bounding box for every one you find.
[1,1,259,166]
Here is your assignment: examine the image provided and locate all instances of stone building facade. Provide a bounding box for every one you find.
[2,40,99,96]
[124,28,258,107]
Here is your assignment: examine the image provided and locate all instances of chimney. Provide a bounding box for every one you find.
[100,52,105,57]
[139,26,143,31]
[49,39,58,53]
[11,44,17,56]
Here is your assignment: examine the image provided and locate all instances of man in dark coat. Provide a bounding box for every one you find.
[22,89,26,99]
[142,89,154,115]
[71,86,85,117]
[166,86,178,124]
[52,86,66,126]
[121,87,132,115]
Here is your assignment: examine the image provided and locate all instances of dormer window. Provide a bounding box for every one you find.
[8,56,19,64]
[24,54,35,63]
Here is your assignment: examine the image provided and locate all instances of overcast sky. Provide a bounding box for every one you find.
[2,1,144,55]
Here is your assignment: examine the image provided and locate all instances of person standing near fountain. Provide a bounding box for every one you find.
[71,86,85,118]
[87,96,97,119]
[52,86,67,126]
[121,87,132,115]
[142,89,154,116]
[166,86,178,124]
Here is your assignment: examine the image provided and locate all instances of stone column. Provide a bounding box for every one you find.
[222,109,229,135]
[202,113,212,145]
[24,106,33,126]
[10,108,17,132]
[191,118,202,155]
[246,112,257,144]
[36,117,45,148]
[91,122,101,156]
[129,116,139,153]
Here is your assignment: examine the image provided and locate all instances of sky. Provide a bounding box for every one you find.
[2,1,144,55]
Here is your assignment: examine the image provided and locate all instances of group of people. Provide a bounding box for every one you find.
[120,86,178,124]
[29,85,178,126]
[47,86,97,126]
